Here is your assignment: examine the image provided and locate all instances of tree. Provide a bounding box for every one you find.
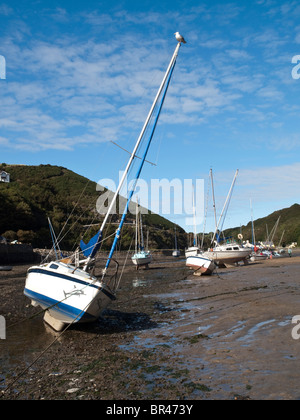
[17,229,35,244]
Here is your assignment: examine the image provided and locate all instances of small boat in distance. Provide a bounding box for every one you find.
[203,243,252,267]
[132,199,152,269]
[172,226,180,257]
[186,253,216,275]
[250,251,268,262]
[185,183,215,274]
[185,185,201,257]
[202,169,251,267]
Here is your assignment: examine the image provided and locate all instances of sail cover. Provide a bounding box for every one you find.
[80,231,102,258]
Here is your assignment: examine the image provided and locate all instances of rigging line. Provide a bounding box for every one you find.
[154,128,163,166]
[57,201,99,252]
[201,173,211,249]
[55,172,113,253]
[115,237,134,292]
[55,178,92,245]
[60,188,110,255]
[6,267,104,331]
[56,141,112,248]
[110,141,156,166]
[2,254,121,395]
[1,294,97,398]
[102,56,177,276]
[219,182,235,234]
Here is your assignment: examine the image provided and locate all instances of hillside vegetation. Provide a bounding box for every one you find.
[1,164,299,251]
[223,204,300,247]
[0,164,187,251]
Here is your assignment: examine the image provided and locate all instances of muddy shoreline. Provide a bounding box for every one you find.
[1,252,300,400]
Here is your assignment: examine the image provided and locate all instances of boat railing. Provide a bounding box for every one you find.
[90,256,120,291]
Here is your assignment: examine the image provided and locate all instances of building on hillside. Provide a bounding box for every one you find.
[0,170,10,183]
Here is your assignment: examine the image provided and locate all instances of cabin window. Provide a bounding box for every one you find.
[50,264,59,269]
[233,247,239,250]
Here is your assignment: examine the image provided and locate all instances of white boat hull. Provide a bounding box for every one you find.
[186,255,216,275]
[203,248,251,266]
[250,253,268,262]
[172,250,180,257]
[185,247,200,258]
[131,251,152,267]
[24,262,115,331]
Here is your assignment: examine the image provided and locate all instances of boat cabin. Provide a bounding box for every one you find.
[225,246,240,251]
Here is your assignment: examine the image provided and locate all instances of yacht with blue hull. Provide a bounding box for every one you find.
[24,261,116,331]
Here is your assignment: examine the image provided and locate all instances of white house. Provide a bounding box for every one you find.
[0,170,10,183]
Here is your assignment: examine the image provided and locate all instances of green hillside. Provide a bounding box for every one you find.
[223,204,300,246]
[0,164,187,251]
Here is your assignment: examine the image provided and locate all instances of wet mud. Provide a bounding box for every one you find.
[1,252,300,400]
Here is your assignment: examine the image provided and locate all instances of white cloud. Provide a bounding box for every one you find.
[217,163,300,204]
[0,4,13,15]
[0,136,9,145]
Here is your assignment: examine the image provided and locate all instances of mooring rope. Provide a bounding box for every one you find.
[1,286,109,398]
[1,252,130,397]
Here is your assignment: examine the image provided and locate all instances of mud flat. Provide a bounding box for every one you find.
[1,252,300,400]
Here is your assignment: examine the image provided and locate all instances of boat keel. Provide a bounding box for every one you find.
[43,310,66,332]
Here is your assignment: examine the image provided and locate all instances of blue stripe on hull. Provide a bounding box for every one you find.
[24,288,95,323]
[26,267,116,301]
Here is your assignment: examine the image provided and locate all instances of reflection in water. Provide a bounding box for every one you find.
[0,262,188,392]
[132,277,148,288]
[0,317,57,389]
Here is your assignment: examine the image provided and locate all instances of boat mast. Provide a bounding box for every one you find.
[250,198,256,248]
[211,169,239,246]
[83,41,181,271]
[139,207,144,251]
[192,184,197,247]
[201,171,211,250]
[100,41,182,277]
[135,198,139,253]
[210,169,218,231]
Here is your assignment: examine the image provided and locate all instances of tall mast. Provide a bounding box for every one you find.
[210,168,218,231]
[211,169,239,246]
[250,198,256,248]
[135,197,138,253]
[192,184,197,247]
[99,41,180,234]
[82,41,181,270]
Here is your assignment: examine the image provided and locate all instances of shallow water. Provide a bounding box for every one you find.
[0,317,55,389]
[0,258,187,391]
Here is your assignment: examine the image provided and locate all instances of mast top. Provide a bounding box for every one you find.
[174,32,187,44]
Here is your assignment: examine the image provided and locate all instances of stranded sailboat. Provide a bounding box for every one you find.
[203,170,251,266]
[172,226,180,257]
[132,199,152,269]
[24,34,185,331]
[185,184,216,275]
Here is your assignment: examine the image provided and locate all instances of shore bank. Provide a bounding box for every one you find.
[1,252,300,400]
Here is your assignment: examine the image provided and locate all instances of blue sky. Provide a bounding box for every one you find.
[1,0,300,235]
